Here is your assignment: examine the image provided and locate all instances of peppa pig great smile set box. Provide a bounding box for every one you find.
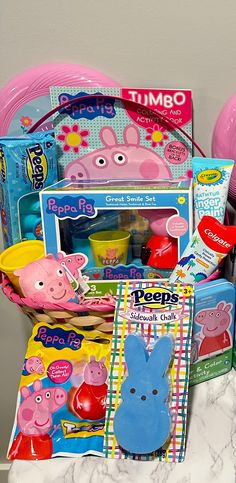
[40,178,192,282]
[50,87,192,180]
[190,278,235,386]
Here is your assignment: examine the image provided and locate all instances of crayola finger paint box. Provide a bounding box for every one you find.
[0,133,57,248]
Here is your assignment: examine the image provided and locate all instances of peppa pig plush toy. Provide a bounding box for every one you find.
[139,209,178,269]
[14,254,77,305]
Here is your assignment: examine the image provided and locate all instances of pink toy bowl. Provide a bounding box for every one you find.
[212,93,236,208]
[1,276,115,332]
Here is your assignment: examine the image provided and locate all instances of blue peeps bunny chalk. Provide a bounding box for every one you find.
[114,333,173,454]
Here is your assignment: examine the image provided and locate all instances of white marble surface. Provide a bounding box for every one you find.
[9,372,236,483]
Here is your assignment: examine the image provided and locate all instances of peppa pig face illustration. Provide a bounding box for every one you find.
[25,356,44,375]
[195,302,232,337]
[65,125,172,181]
[83,356,108,386]
[17,380,67,436]
[14,255,76,304]
[57,252,88,278]
[106,248,117,259]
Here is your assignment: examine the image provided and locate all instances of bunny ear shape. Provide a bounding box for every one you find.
[147,335,174,377]
[124,334,148,375]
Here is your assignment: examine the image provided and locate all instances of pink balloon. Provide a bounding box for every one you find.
[212,93,236,207]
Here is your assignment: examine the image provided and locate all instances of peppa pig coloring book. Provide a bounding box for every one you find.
[50,87,192,180]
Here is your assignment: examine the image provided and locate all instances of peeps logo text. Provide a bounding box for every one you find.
[0,147,7,183]
[58,92,116,120]
[26,144,48,190]
[35,326,84,350]
[46,195,96,219]
[131,287,180,309]
[104,265,144,280]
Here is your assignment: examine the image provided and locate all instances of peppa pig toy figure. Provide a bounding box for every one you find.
[8,380,67,460]
[139,209,178,269]
[14,255,77,304]
[65,125,172,181]
[68,356,108,421]
[195,302,232,357]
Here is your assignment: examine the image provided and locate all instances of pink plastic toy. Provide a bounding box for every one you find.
[25,356,44,375]
[65,125,172,181]
[14,254,76,304]
[195,302,232,357]
[8,380,67,460]
[212,93,236,207]
[68,356,108,421]
[0,63,118,136]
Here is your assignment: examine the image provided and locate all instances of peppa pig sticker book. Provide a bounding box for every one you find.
[50,87,192,180]
[103,280,194,462]
[190,279,235,385]
[7,323,112,460]
[40,178,192,282]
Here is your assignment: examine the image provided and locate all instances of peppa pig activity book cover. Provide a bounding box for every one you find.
[50,87,192,180]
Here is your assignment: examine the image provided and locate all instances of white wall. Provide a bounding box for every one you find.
[1,0,236,462]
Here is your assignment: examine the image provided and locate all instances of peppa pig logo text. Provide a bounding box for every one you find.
[104,265,144,279]
[58,92,116,120]
[34,326,84,350]
[46,195,96,220]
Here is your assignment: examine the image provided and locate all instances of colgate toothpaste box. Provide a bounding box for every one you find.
[0,133,57,248]
[50,87,192,179]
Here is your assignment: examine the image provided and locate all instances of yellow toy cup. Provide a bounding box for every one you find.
[89,230,130,267]
[0,240,45,294]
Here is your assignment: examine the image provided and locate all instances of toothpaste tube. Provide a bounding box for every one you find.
[169,216,236,284]
[192,158,234,230]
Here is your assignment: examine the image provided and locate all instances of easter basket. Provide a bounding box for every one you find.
[1,275,115,332]
[0,94,224,329]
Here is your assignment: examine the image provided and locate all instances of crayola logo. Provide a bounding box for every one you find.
[131,287,180,309]
[197,169,222,185]
[0,147,7,183]
[26,144,48,190]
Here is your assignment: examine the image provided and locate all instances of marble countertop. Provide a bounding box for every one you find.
[9,372,236,483]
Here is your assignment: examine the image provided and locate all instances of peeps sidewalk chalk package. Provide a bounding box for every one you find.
[104,280,194,462]
[7,323,111,460]
[40,178,192,281]
[50,87,192,180]
[190,279,235,386]
[0,132,57,248]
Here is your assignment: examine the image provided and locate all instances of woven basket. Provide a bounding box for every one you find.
[2,277,115,332]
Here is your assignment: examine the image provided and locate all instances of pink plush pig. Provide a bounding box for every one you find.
[195,302,232,357]
[65,125,172,181]
[14,255,77,304]
[8,380,67,460]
